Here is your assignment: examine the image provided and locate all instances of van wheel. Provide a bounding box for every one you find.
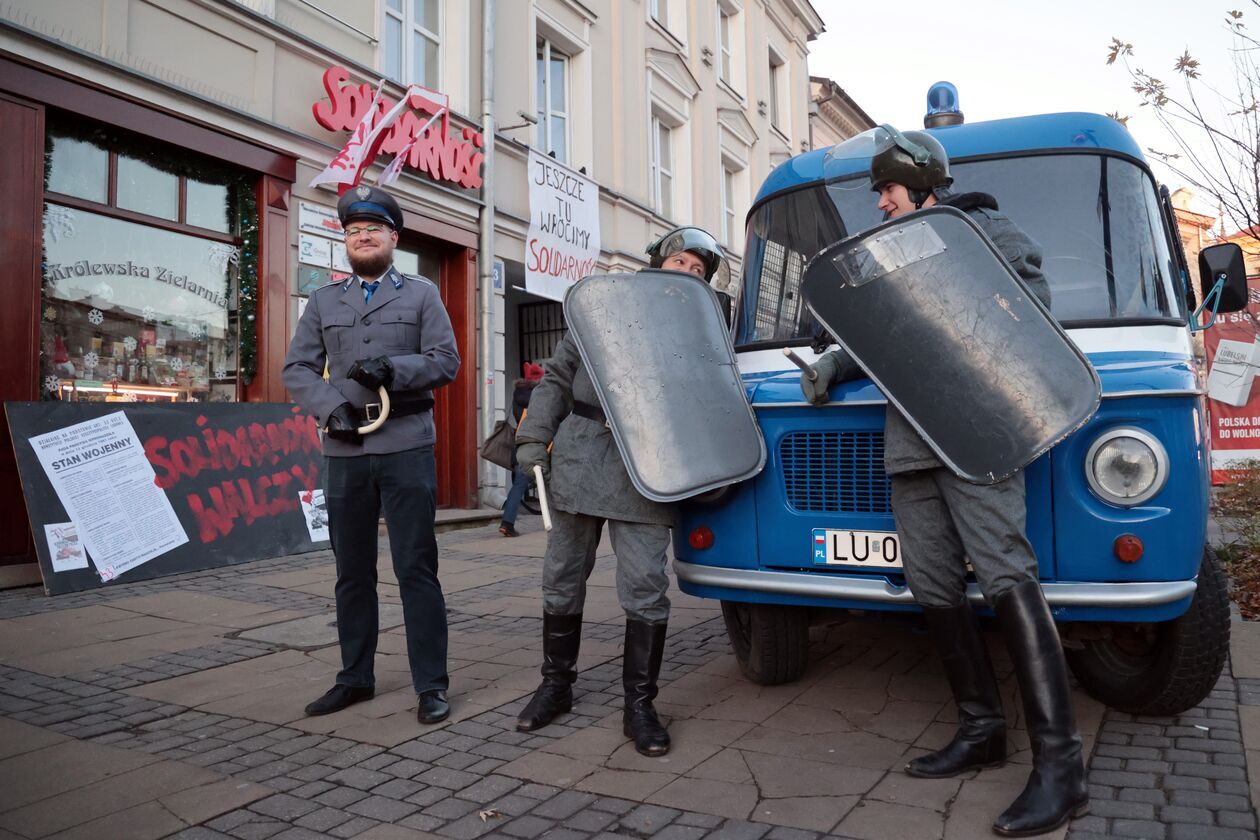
[1065,547,1230,716]
[720,601,809,685]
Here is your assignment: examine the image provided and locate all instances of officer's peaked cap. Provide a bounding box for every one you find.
[337,184,405,231]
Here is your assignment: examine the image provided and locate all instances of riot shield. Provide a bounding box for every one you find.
[563,270,767,502]
[801,206,1101,484]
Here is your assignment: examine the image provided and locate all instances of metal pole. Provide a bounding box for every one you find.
[478,0,497,505]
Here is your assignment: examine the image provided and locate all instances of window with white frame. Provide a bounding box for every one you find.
[650,0,668,26]
[718,9,734,85]
[650,115,673,215]
[383,0,440,88]
[768,51,784,130]
[720,164,738,246]
[536,37,570,164]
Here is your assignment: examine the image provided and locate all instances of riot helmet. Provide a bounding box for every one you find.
[646,226,731,288]
[868,124,953,208]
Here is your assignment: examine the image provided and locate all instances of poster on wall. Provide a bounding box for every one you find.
[525,149,601,302]
[299,201,343,237]
[6,402,329,595]
[299,234,333,268]
[1204,276,1260,482]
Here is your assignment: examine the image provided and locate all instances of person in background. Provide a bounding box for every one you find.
[499,361,545,537]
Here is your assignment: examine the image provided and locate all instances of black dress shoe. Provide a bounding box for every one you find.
[417,689,450,724]
[304,684,374,716]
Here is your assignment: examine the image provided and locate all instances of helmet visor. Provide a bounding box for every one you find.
[823,124,933,192]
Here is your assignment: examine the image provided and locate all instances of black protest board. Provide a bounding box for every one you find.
[6,402,328,595]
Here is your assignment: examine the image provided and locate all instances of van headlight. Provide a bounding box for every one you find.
[1085,427,1168,507]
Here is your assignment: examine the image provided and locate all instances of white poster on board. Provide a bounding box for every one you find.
[525,150,601,302]
[30,412,188,581]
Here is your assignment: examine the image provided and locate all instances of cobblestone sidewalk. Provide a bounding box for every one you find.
[0,518,1255,839]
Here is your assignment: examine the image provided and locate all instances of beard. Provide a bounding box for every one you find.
[348,246,394,279]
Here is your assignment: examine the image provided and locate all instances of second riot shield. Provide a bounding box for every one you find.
[801,206,1101,484]
[563,270,767,502]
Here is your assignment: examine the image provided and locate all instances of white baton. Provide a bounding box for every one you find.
[783,348,817,381]
[533,465,553,532]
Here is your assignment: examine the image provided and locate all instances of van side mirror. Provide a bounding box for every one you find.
[714,289,735,328]
[1199,243,1249,313]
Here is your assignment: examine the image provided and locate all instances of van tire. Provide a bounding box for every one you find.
[1065,547,1230,716]
[721,601,809,685]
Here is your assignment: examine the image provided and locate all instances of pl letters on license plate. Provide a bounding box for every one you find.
[812,529,903,569]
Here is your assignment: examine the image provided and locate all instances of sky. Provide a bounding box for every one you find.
[808,0,1242,218]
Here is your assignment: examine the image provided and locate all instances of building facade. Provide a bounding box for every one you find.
[0,0,827,563]
[808,75,874,151]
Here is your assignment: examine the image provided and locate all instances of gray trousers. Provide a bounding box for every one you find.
[891,468,1039,609]
[542,509,672,623]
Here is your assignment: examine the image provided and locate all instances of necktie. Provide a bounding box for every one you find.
[362,280,380,303]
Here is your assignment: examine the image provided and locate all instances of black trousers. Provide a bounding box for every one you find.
[324,445,448,694]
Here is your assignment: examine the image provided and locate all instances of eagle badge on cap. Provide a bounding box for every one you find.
[356,186,371,200]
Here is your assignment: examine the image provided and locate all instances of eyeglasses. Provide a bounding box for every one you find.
[345,224,387,239]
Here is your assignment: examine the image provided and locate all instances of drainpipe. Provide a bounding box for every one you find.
[478,0,497,507]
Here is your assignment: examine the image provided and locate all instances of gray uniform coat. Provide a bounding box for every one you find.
[825,193,1052,474]
[516,335,674,527]
[282,266,461,456]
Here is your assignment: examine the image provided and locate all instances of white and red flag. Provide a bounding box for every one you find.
[309,80,432,193]
[376,86,449,188]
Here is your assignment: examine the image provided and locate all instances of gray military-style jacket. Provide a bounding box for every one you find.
[282,266,461,456]
[516,334,674,527]
[825,193,1052,475]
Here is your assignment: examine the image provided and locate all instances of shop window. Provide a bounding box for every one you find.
[46,134,107,203]
[536,37,570,164]
[41,206,238,403]
[41,118,250,404]
[384,0,440,89]
[185,179,231,234]
[116,156,179,221]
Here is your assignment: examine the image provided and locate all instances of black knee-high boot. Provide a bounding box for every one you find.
[517,612,582,732]
[992,581,1089,836]
[622,618,670,756]
[906,601,1007,778]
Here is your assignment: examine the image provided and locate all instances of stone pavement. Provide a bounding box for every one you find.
[0,517,1255,840]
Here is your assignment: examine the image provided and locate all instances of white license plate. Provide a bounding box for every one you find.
[812,529,903,569]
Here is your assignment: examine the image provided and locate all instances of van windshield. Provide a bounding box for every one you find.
[734,153,1184,347]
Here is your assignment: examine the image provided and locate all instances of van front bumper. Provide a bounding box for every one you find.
[674,560,1197,610]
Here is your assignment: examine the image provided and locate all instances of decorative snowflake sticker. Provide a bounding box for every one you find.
[43,306,57,322]
[83,352,98,371]
[44,375,60,394]
[122,336,137,353]
[168,357,185,372]
[184,321,206,339]
[141,306,156,322]
[42,205,76,243]
[91,282,114,304]
[87,309,104,326]
[206,243,241,274]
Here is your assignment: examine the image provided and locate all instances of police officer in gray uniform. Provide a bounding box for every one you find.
[283,185,461,725]
[803,129,1088,836]
[513,227,727,757]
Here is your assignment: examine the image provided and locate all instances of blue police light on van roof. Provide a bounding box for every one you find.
[925,81,964,128]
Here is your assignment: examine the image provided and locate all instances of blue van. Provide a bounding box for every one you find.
[675,105,1247,715]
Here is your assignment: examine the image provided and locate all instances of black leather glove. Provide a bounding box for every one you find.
[325,402,363,444]
[347,356,394,391]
